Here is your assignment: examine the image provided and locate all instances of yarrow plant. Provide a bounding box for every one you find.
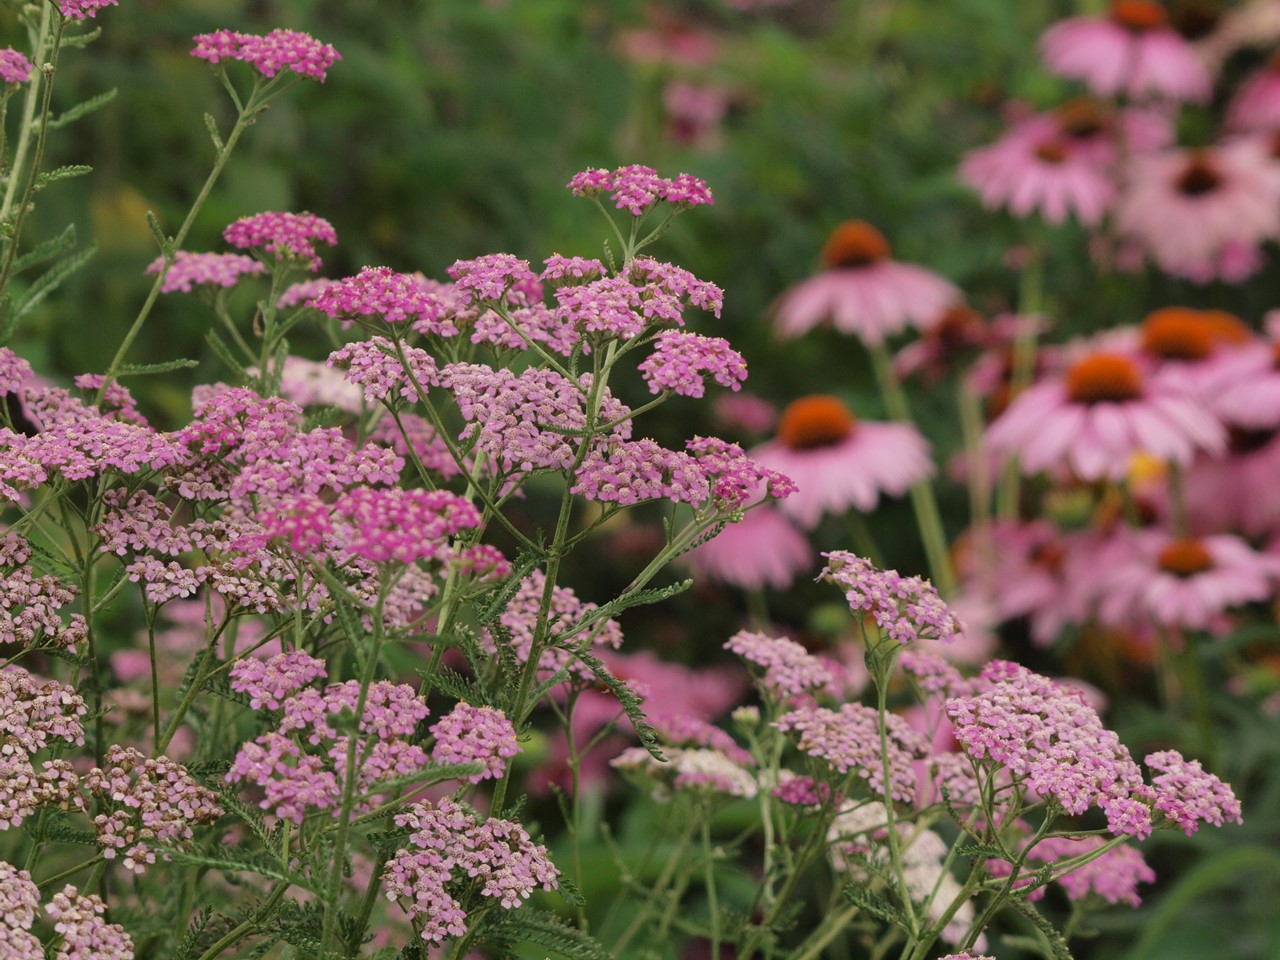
[0,2,1261,959]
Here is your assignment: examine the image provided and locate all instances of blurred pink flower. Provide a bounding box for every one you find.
[663,80,730,148]
[1096,529,1279,632]
[987,351,1225,481]
[752,395,933,528]
[684,503,812,590]
[773,221,959,346]
[1228,52,1280,131]
[1181,428,1280,537]
[1115,143,1280,283]
[1040,1,1211,103]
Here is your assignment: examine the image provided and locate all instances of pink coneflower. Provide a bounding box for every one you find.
[1181,427,1280,537]
[773,221,959,346]
[1096,529,1278,632]
[684,503,812,590]
[751,395,932,528]
[1182,335,1280,430]
[986,351,1224,481]
[1041,1,1212,103]
[1115,143,1280,283]
[1229,51,1280,131]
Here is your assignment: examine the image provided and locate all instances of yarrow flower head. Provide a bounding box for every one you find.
[637,330,747,398]
[567,164,713,215]
[146,251,265,293]
[58,0,117,20]
[724,629,832,698]
[229,651,327,710]
[0,49,33,85]
[191,28,341,82]
[310,266,460,335]
[819,551,961,645]
[384,798,558,943]
[45,885,134,959]
[430,703,519,782]
[1145,750,1243,835]
[223,211,338,270]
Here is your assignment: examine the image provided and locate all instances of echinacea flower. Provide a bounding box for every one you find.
[773,221,959,345]
[1040,1,1212,103]
[1115,143,1280,283]
[1181,427,1280,537]
[683,502,812,590]
[987,350,1225,481]
[1229,50,1280,131]
[751,394,933,528]
[1096,529,1278,632]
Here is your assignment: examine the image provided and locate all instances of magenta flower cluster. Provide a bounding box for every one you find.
[0,49,33,85]
[310,266,462,335]
[327,336,438,405]
[429,702,520,782]
[58,0,117,20]
[229,650,328,710]
[383,798,559,943]
[146,251,264,293]
[567,164,713,215]
[638,330,747,398]
[222,211,337,269]
[191,28,341,82]
[820,550,962,644]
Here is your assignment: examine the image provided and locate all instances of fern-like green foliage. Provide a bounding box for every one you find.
[573,646,664,761]
[483,907,614,960]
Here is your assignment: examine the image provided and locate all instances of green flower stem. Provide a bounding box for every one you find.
[610,817,698,956]
[958,380,995,582]
[98,75,274,402]
[868,343,955,596]
[957,813,1056,953]
[320,584,390,954]
[192,882,288,960]
[0,5,51,224]
[996,253,1044,521]
[790,901,862,960]
[703,815,722,960]
[35,854,104,892]
[870,639,919,939]
[155,608,232,754]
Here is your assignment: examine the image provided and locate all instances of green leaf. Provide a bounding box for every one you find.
[145,210,169,252]
[844,882,900,926]
[204,112,224,152]
[205,329,249,380]
[44,88,117,129]
[155,847,317,892]
[1006,893,1075,960]
[59,26,103,48]
[483,908,613,960]
[34,164,92,189]
[265,337,289,395]
[358,761,485,797]
[118,358,200,377]
[8,243,97,327]
[11,223,76,276]
[573,646,662,760]
[955,842,1010,861]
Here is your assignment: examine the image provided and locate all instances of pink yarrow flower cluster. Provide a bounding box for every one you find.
[311,267,461,335]
[724,629,832,698]
[0,49,33,85]
[327,336,438,405]
[82,746,224,874]
[384,798,559,943]
[820,551,962,644]
[223,211,337,270]
[945,661,1179,837]
[58,0,117,20]
[430,703,519,782]
[46,885,134,959]
[638,330,747,397]
[147,251,265,293]
[229,650,327,710]
[567,164,713,215]
[1145,750,1243,835]
[191,28,341,82]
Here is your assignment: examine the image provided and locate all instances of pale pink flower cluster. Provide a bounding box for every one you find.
[0,533,87,650]
[572,439,709,506]
[429,702,519,782]
[650,713,754,766]
[331,486,482,565]
[0,49,33,85]
[277,277,338,309]
[227,675,432,823]
[328,336,438,404]
[229,650,328,710]
[0,347,32,395]
[1145,750,1243,835]
[384,798,559,942]
[567,164,713,214]
[222,211,337,270]
[995,835,1155,906]
[441,363,630,475]
[191,28,341,82]
[45,885,134,959]
[612,745,758,799]
[724,629,832,698]
[469,302,577,356]
[686,435,796,508]
[0,860,41,957]
[819,551,962,645]
[146,251,265,293]
[540,254,605,285]
[637,330,747,397]
[311,266,461,334]
[82,746,224,874]
[946,661,1158,836]
[775,703,928,803]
